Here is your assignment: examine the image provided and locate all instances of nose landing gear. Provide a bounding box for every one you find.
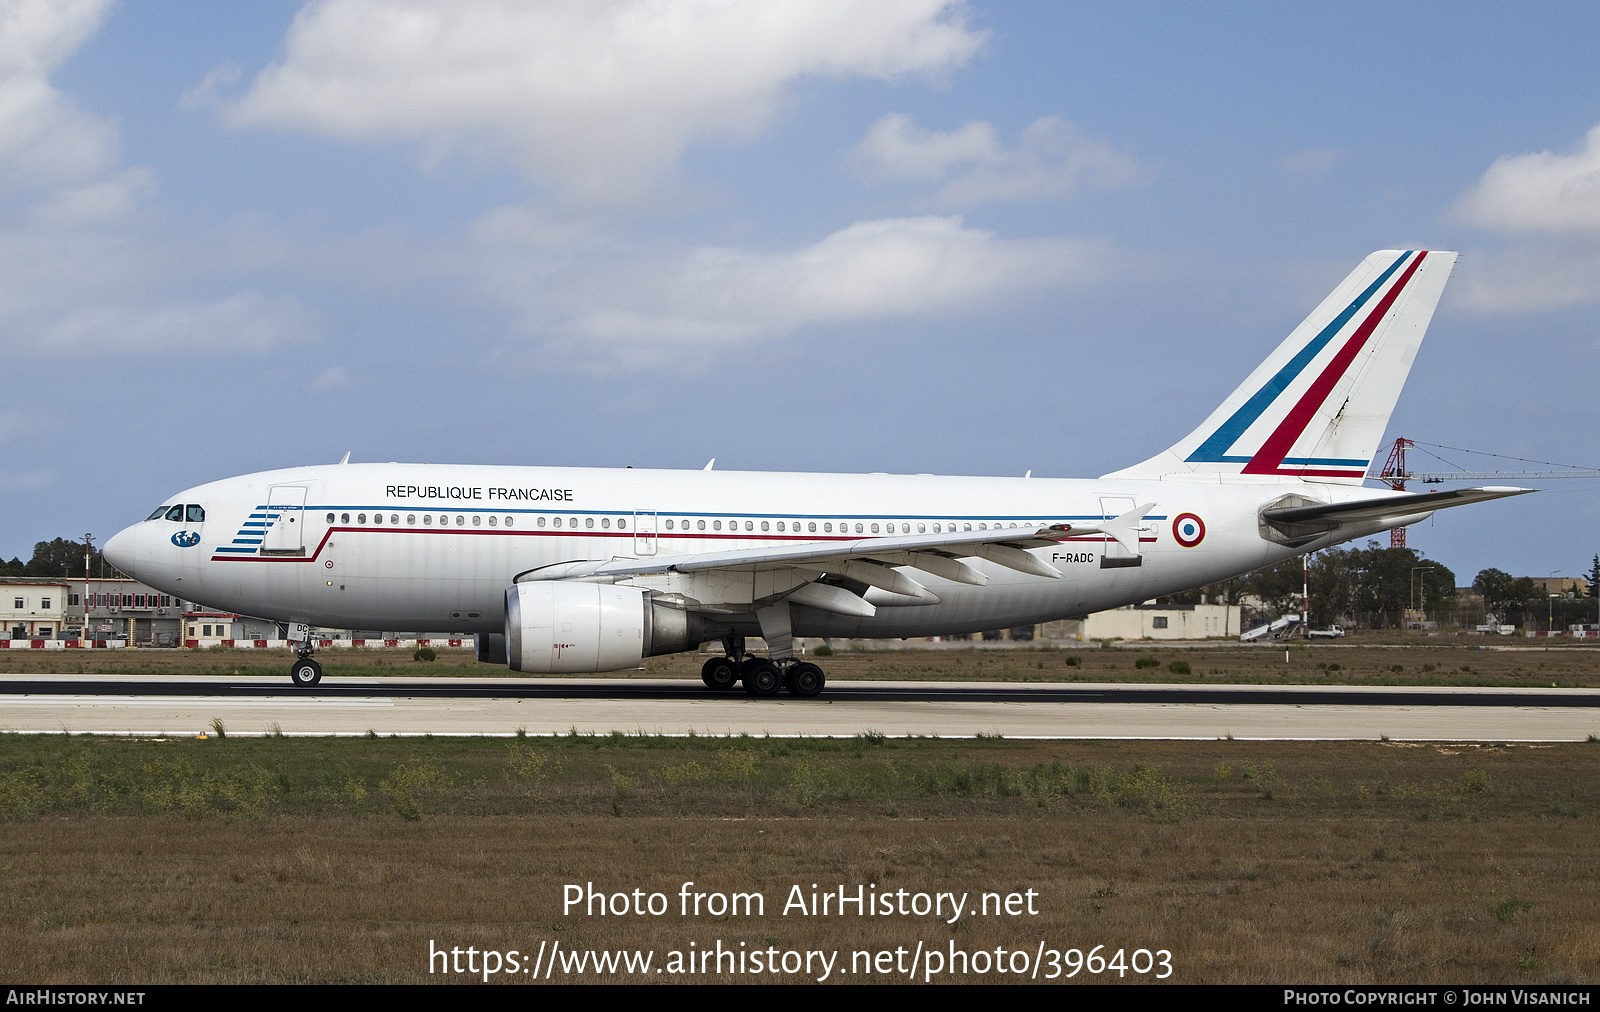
[289,633,322,687]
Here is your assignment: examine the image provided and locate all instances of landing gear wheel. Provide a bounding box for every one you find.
[741,658,783,697]
[785,662,825,698]
[289,657,322,688]
[701,656,740,691]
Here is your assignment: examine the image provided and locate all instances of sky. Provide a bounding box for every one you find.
[2,0,1598,585]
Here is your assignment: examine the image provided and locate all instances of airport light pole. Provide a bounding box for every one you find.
[1410,567,1435,620]
[1549,571,1563,634]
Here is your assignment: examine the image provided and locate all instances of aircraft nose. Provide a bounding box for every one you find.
[102,525,139,577]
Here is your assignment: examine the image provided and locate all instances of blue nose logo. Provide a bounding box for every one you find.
[172,531,201,548]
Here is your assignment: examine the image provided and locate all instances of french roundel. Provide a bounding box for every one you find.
[1172,513,1205,548]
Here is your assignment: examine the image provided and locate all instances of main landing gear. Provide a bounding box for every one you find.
[699,637,825,698]
[289,639,322,688]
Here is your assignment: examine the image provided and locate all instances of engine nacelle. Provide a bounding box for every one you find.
[504,582,708,673]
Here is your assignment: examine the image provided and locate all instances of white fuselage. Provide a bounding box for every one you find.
[105,462,1396,639]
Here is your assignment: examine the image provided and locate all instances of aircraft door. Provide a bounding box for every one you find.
[262,485,308,555]
[633,511,657,556]
[1098,496,1142,569]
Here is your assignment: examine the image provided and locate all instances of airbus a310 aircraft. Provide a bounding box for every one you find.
[105,250,1527,695]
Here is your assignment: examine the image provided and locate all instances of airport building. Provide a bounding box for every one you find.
[2,579,69,639]
[1044,602,1241,641]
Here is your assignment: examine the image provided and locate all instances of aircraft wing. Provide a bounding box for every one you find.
[1261,486,1532,527]
[516,503,1157,591]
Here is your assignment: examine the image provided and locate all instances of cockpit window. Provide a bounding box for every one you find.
[164,505,184,522]
[186,505,206,523]
[147,506,170,521]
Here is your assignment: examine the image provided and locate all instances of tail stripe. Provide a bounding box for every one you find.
[1186,251,1414,464]
[1242,251,1428,477]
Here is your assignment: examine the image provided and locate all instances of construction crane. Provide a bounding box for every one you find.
[1373,437,1600,548]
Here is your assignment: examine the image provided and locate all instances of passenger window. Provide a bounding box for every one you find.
[761,521,769,532]
[713,520,722,531]
[617,519,625,529]
[407,515,416,525]
[358,514,367,524]
[391,515,399,524]
[341,513,350,524]
[824,523,832,533]
[870,523,879,534]
[855,523,864,534]
[456,516,465,526]
[552,517,561,528]
[697,520,705,530]
[326,513,336,523]
[424,515,433,526]
[978,523,986,530]
[665,519,674,531]
[585,517,594,529]
[374,514,383,525]
[488,516,497,527]
[601,517,610,529]
[775,522,783,532]
[505,517,513,527]
[187,505,205,522]
[964,523,972,531]
[569,517,577,528]
[473,515,482,526]
[808,522,816,533]
[918,523,926,533]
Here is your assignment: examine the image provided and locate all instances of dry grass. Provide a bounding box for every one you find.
[6,638,1599,687]
[1,735,1597,983]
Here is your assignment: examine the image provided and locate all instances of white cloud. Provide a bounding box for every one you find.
[0,0,119,194]
[472,213,1112,368]
[1451,243,1600,314]
[0,5,322,360]
[850,114,1154,206]
[38,292,311,354]
[1277,147,1343,181]
[220,0,984,205]
[1454,123,1600,234]
[1448,123,1600,313]
[310,365,350,391]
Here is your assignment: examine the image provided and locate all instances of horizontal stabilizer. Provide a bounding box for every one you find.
[1262,486,1532,526]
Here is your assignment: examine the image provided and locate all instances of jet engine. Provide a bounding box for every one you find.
[504,581,708,673]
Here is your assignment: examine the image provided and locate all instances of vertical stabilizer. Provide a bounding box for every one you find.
[1105,249,1456,484]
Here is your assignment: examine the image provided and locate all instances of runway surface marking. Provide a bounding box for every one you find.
[2,676,1596,741]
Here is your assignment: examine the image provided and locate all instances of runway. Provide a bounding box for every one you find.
[2,675,1597,740]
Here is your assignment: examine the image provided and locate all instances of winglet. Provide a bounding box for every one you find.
[338,451,351,465]
[703,458,715,471]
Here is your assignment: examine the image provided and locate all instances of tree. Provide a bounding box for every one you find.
[1474,568,1538,627]
[1240,558,1306,623]
[20,538,105,579]
[1588,555,1600,599]
[0,557,22,576]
